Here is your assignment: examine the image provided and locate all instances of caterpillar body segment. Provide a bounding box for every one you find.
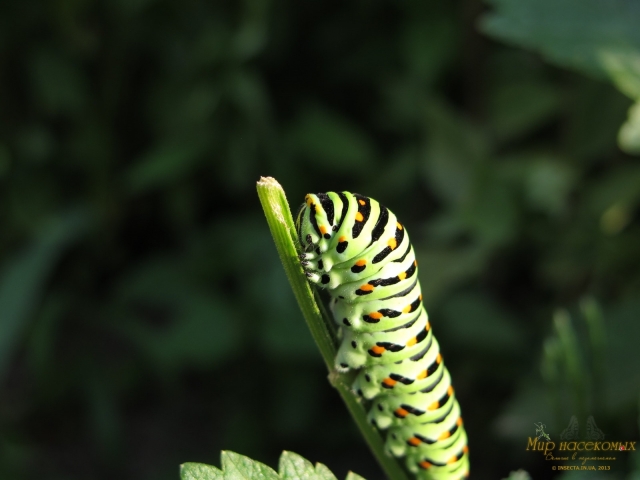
[383,400,463,456]
[368,368,455,428]
[331,278,423,333]
[407,432,469,478]
[335,308,431,370]
[296,191,469,480]
[352,337,445,399]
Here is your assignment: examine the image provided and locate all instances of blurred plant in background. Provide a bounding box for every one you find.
[0,1,639,479]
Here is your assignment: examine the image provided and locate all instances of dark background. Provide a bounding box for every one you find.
[1,1,639,479]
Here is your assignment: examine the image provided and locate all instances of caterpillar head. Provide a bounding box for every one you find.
[295,193,337,254]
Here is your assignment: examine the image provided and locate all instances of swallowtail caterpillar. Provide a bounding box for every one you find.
[296,192,469,480]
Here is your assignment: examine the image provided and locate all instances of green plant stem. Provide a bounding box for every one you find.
[257,176,409,480]
[554,310,587,423]
[540,337,563,430]
[580,297,605,416]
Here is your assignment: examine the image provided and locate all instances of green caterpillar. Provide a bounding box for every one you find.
[296,192,469,480]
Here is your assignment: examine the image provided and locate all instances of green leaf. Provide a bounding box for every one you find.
[221,451,280,480]
[181,462,224,480]
[278,451,337,480]
[313,464,338,480]
[181,451,364,480]
[345,473,367,480]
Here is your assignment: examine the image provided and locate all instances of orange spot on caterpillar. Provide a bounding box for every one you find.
[406,337,417,347]
[395,407,408,418]
[447,385,454,396]
[402,304,412,313]
[457,417,463,426]
[439,431,451,440]
[408,437,421,446]
[428,400,440,410]
[447,455,458,464]
[397,222,403,230]
[419,461,431,469]
[382,377,397,387]
[419,294,423,301]
[371,345,385,355]
[355,212,364,222]
[436,353,442,364]
[388,238,397,250]
[320,225,327,235]
[338,235,346,242]
[368,312,383,319]
[359,284,374,292]
[355,259,366,266]
[463,445,469,454]
[358,199,366,206]
[305,195,313,206]
[417,370,427,380]
[398,272,407,280]
[426,322,431,331]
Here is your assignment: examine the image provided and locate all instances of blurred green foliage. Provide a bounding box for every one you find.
[0,1,639,480]
[481,0,640,154]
